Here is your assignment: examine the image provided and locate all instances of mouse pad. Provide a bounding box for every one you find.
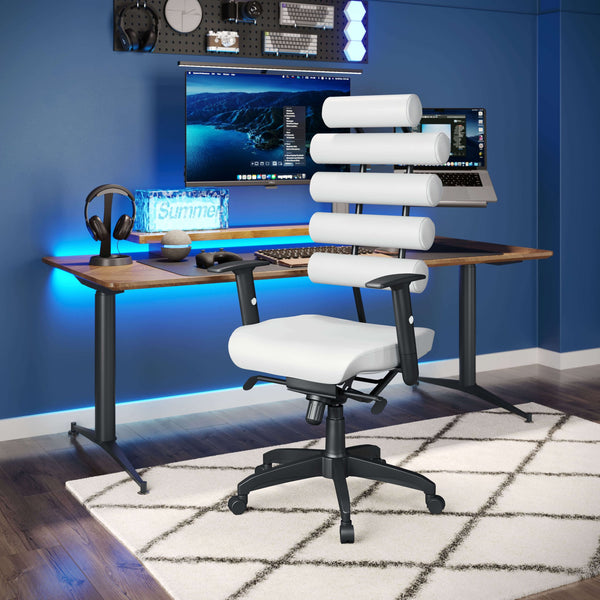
[137,256,219,276]
[137,253,276,277]
[137,256,204,277]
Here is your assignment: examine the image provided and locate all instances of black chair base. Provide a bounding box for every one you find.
[228,403,444,543]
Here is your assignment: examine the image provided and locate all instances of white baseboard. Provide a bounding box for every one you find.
[418,347,542,378]
[1,347,597,442]
[536,347,600,370]
[0,384,290,444]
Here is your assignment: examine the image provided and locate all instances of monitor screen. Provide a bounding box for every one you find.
[185,70,351,186]
[414,108,486,169]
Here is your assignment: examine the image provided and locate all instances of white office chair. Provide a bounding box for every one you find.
[209,94,450,543]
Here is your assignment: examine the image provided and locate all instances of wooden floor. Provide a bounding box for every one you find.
[0,364,598,599]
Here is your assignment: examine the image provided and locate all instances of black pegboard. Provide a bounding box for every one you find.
[113,0,368,63]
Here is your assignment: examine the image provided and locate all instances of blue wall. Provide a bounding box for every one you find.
[537,1,600,352]
[0,0,596,421]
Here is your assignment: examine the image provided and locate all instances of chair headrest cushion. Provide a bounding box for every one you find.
[322,94,422,129]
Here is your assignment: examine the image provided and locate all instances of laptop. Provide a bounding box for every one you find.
[402,108,497,207]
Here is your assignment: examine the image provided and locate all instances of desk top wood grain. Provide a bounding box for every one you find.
[43,237,552,292]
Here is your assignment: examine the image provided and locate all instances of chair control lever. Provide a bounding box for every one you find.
[243,375,286,390]
[370,398,387,415]
[344,389,387,415]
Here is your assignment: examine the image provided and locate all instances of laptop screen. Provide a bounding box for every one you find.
[414,108,486,170]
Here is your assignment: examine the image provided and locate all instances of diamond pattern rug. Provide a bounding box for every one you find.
[66,403,600,600]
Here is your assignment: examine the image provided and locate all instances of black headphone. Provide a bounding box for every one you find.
[116,1,159,52]
[85,184,136,242]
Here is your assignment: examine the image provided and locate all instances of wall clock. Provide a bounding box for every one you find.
[164,0,203,33]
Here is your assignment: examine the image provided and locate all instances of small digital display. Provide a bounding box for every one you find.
[185,70,352,186]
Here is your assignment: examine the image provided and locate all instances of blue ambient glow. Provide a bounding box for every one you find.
[190,234,313,250]
[51,237,141,258]
[26,381,278,419]
[47,269,93,306]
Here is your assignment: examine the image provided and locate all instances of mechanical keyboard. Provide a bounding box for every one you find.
[255,245,383,268]
[279,2,335,29]
[263,31,318,56]
[438,172,483,187]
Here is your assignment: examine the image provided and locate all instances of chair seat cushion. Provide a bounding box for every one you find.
[228,314,434,385]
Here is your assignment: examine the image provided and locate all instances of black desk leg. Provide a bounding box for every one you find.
[419,264,532,423]
[69,288,148,493]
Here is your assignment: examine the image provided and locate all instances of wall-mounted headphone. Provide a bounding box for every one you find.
[116,1,159,52]
[85,184,136,242]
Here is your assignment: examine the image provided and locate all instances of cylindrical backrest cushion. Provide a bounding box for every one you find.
[308,253,429,294]
[310,132,450,166]
[310,172,442,207]
[309,212,435,251]
[322,94,422,129]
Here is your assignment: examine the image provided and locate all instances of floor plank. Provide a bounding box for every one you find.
[0,546,103,600]
[0,363,598,599]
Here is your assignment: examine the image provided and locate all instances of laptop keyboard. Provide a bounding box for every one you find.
[438,172,483,187]
[263,31,318,56]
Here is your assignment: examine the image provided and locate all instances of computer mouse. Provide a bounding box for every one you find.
[196,250,242,268]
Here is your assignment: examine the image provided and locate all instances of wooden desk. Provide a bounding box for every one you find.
[43,236,551,291]
[43,236,552,491]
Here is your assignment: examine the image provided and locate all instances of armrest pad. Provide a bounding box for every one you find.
[207,259,268,274]
[365,272,426,290]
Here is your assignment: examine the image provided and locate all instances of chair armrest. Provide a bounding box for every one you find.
[207,259,268,275]
[366,272,425,386]
[365,272,426,290]
[208,259,269,325]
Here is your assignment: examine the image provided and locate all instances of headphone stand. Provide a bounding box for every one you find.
[89,255,133,266]
[88,192,133,266]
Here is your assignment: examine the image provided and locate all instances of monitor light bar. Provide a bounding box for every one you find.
[177,61,362,75]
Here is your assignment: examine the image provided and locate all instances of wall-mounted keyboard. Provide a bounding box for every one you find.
[279,2,335,29]
[263,31,318,56]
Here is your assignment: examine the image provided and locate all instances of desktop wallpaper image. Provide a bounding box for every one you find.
[185,72,350,183]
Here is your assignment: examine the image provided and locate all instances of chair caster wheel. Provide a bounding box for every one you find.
[255,463,272,474]
[426,494,445,514]
[340,522,354,544]
[228,495,247,515]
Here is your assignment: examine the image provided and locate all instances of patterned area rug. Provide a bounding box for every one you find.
[67,403,600,600]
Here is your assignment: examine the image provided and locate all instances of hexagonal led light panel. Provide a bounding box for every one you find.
[343,1,366,62]
[344,0,366,21]
[344,20,366,42]
[344,40,366,61]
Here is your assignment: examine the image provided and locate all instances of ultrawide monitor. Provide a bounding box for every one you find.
[185,70,351,187]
